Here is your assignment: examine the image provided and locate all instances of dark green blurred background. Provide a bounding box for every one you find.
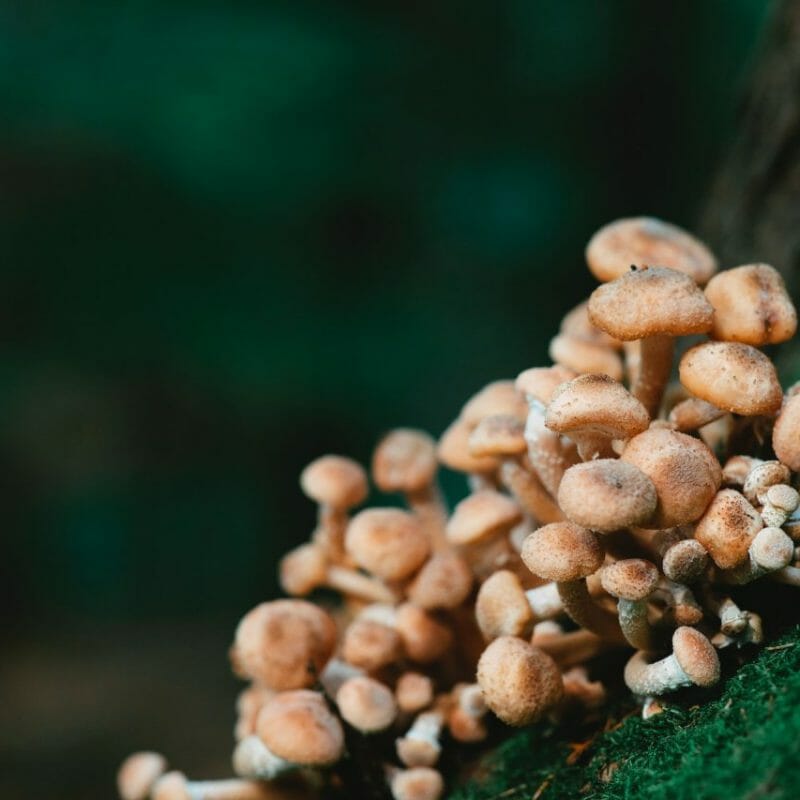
[0,2,773,797]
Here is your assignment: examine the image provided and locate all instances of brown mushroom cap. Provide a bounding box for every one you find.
[437,418,499,474]
[521,522,604,582]
[475,569,532,639]
[742,461,791,505]
[585,217,717,285]
[705,264,797,346]
[662,539,709,584]
[395,604,453,663]
[601,559,659,600]
[256,690,344,765]
[346,508,430,581]
[395,672,435,713]
[118,752,168,800]
[693,489,763,569]
[587,266,714,341]
[279,542,328,596]
[476,636,564,726]
[336,676,398,733]
[548,334,624,381]
[751,527,794,571]
[557,459,657,532]
[469,414,527,458]
[560,300,622,349]
[515,365,578,405]
[678,342,783,416]
[621,428,721,528]
[300,455,368,509]
[460,380,528,426]
[773,392,800,471]
[406,551,474,610]
[373,429,438,494]
[446,490,523,546]
[389,767,444,800]
[342,618,403,671]
[545,374,649,442]
[672,627,720,688]
[233,600,337,690]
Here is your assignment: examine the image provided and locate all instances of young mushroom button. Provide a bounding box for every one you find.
[336,676,398,733]
[600,559,660,650]
[693,489,763,569]
[117,752,167,800]
[406,550,473,610]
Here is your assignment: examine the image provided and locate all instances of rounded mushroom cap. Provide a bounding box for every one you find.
[705,264,797,345]
[600,559,659,600]
[395,672,435,713]
[373,429,438,494]
[679,342,783,416]
[395,604,453,663]
[548,334,624,381]
[774,392,800,471]
[342,618,403,671]
[300,455,368,509]
[460,380,528,426]
[475,569,532,639]
[151,772,189,800]
[446,490,523,546]
[766,483,800,513]
[621,428,722,528]
[585,217,717,285]
[389,767,444,800]
[406,551,474,610]
[437,418,499,474]
[515,365,578,405]
[256,690,344,765]
[693,489,763,569]
[477,636,563,726]
[743,461,791,505]
[560,300,622,349]
[521,522,604,581]
[751,527,794,571]
[672,627,720,688]
[557,459,657,532]
[337,676,398,733]
[588,266,714,341]
[279,542,328,596]
[118,752,168,800]
[469,414,527,458]
[662,539,709,584]
[346,508,430,581]
[545,374,649,442]
[233,600,336,690]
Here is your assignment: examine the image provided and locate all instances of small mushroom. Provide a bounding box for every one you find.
[548,333,624,381]
[460,380,528,427]
[405,550,474,610]
[559,300,623,350]
[761,484,800,528]
[722,455,763,488]
[530,621,605,668]
[720,526,794,584]
[436,418,499,490]
[661,539,709,584]
[357,603,453,664]
[336,676,398,733]
[396,707,446,767]
[386,766,444,800]
[560,666,607,712]
[742,461,791,506]
[152,772,280,800]
[693,489,763,569]
[235,685,277,741]
[447,683,489,742]
[601,559,660,650]
[773,390,800,471]
[668,398,725,433]
[341,616,403,672]
[117,752,168,800]
[395,672,435,714]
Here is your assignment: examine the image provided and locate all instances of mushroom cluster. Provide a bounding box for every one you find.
[119,216,800,800]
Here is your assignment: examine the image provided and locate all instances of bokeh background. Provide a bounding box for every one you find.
[0,2,775,798]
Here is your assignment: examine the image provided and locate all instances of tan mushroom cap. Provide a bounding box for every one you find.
[336,676,398,733]
[256,690,344,765]
[406,551,473,610]
[300,455,368,509]
[621,428,722,528]
[601,559,659,600]
[373,429,438,494]
[346,508,430,581]
[521,522,604,582]
[342,618,403,671]
[437,418,499,474]
[279,542,328,596]
[557,459,657,533]
[742,461,790,505]
[475,569,533,639]
[395,672,435,713]
[118,752,167,800]
[545,374,649,441]
[752,526,794,570]
[469,414,527,458]
[693,489,763,569]
[588,266,714,341]
[446,489,523,546]
[585,217,717,285]
[515,365,578,405]
[672,627,720,688]
[548,334,624,381]
[460,380,528,426]
[679,342,783,416]
[389,767,445,800]
[395,604,453,663]
[662,539,709,584]
[476,636,564,726]
[773,392,800,471]
[560,300,622,349]
[705,263,797,345]
[233,600,336,690]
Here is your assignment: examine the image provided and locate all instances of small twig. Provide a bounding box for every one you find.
[765,643,796,651]
[532,774,554,800]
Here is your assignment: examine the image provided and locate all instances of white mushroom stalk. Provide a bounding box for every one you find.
[396,708,446,767]
[720,526,794,584]
[153,771,276,800]
[232,736,297,781]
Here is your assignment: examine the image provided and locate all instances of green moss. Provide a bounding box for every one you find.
[450,627,800,800]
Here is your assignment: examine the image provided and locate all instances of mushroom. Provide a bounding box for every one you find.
[585,217,717,285]
[720,526,794,584]
[436,418,499,491]
[653,578,704,627]
[557,459,657,533]
[773,390,800,470]
[386,766,444,800]
[405,550,474,610]
[396,707,446,767]
[600,559,660,650]
[318,658,365,697]
[760,484,800,528]
[559,300,623,350]
[693,489,763,570]
[336,675,398,733]
[668,398,725,433]
[548,333,624,381]
[661,539,709,584]
[460,380,528,427]
[117,752,168,800]
[545,374,650,460]
[722,455,763,488]
[232,600,336,690]
[560,666,607,713]
[530,621,605,668]
[341,616,403,672]
[624,627,720,696]
[742,461,791,506]
[476,636,564,726]
[235,685,277,741]
[301,455,368,562]
[588,266,714,416]
[152,772,282,800]
[447,683,489,742]
[395,672,434,714]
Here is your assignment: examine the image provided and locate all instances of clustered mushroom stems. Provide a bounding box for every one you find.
[120,217,800,799]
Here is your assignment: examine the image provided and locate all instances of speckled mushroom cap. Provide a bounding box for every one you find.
[751,527,794,570]
[300,455,368,509]
[742,461,791,505]
[672,627,720,688]
[704,264,797,345]
[460,380,528,426]
[773,391,800,471]
[389,767,445,800]
[476,636,564,726]
[548,334,624,382]
[346,508,430,581]
[336,676,398,733]
[117,752,167,800]
[256,690,344,765]
[601,559,659,601]
[560,300,622,349]
[678,342,783,416]
[437,418,499,474]
[406,551,473,610]
[587,266,714,341]
[621,428,722,529]
[521,522,604,582]
[662,539,709,584]
[475,570,532,639]
[233,600,337,690]
[515,365,578,405]
[446,489,523,546]
[693,489,763,569]
[469,414,527,458]
[342,618,402,671]
[545,374,649,441]
[373,429,438,494]
[585,217,717,285]
[557,459,657,532]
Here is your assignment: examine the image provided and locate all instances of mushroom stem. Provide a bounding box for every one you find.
[312,505,350,563]
[319,658,364,698]
[704,594,747,636]
[523,400,576,496]
[532,625,606,668]
[556,580,626,644]
[396,709,445,767]
[633,335,674,418]
[153,772,276,800]
[232,736,295,781]
[326,564,398,603]
[616,597,654,650]
[499,460,563,524]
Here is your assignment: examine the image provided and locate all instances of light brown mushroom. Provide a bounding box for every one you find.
[386,766,444,800]
[600,559,660,650]
[336,676,398,733]
[395,672,435,714]
[437,418,499,490]
[405,550,474,610]
[720,526,794,584]
[341,617,403,672]
[668,398,725,433]
[396,708,446,767]
[152,772,283,800]
[235,685,276,741]
[357,603,453,664]
[447,683,489,743]
[693,489,763,569]
[661,539,709,584]
[118,752,168,800]
[530,622,605,668]
[460,380,528,427]
[548,333,624,381]
[743,461,792,506]
[560,300,623,349]
[774,390,800,470]
[761,483,800,528]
